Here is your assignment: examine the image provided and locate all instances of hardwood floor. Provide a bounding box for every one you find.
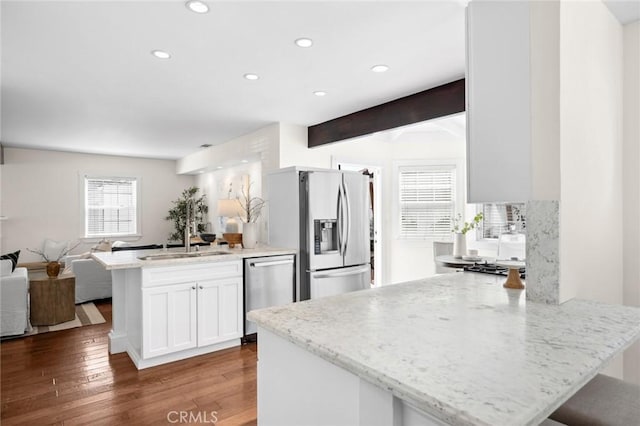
[1,300,258,425]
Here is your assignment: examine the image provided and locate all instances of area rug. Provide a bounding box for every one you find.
[26,302,106,336]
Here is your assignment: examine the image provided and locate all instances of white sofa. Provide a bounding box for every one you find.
[65,255,112,303]
[1,265,30,337]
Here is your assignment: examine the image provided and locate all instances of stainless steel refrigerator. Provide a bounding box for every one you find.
[268,167,370,301]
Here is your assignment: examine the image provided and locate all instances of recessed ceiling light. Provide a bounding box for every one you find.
[313,91,327,97]
[244,73,259,80]
[295,38,313,48]
[151,50,171,59]
[371,64,389,73]
[185,0,209,14]
[216,166,223,169]
[200,143,212,148]
[241,159,249,163]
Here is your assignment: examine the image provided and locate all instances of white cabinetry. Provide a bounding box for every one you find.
[135,260,242,368]
[466,1,531,203]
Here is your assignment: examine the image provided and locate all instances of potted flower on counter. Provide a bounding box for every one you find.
[237,179,265,249]
[451,212,483,258]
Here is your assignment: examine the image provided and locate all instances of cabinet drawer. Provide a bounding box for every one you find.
[142,260,242,287]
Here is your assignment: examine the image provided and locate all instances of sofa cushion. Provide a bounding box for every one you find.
[0,250,20,272]
[43,239,67,262]
[1,259,14,276]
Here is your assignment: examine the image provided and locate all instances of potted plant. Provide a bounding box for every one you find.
[166,187,208,244]
[451,212,483,258]
[236,179,265,249]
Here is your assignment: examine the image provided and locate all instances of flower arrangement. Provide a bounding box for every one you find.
[451,212,484,235]
[237,180,265,224]
[28,241,80,262]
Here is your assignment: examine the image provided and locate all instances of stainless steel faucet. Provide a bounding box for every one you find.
[185,199,193,253]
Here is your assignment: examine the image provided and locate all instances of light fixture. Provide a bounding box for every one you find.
[371,64,389,73]
[240,159,249,163]
[295,38,313,48]
[200,143,212,148]
[216,166,223,169]
[313,91,327,97]
[244,73,259,80]
[151,50,171,59]
[185,0,209,14]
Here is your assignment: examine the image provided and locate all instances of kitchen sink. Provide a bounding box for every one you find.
[137,251,231,261]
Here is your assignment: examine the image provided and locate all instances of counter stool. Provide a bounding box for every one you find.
[549,374,640,426]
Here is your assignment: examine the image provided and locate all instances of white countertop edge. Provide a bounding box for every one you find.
[92,246,296,270]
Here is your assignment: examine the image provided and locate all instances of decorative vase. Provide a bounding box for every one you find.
[242,222,258,249]
[452,233,467,259]
[46,261,61,278]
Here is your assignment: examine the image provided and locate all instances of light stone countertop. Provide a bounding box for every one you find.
[248,273,640,426]
[92,245,296,270]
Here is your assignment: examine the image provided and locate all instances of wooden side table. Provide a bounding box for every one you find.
[30,273,76,326]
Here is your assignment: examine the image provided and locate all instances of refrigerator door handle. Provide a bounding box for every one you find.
[250,260,294,268]
[342,180,350,256]
[314,266,370,279]
[337,185,343,255]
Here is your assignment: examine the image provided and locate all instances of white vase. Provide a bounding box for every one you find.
[242,222,258,249]
[453,232,467,259]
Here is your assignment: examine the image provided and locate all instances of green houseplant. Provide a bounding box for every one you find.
[166,187,208,243]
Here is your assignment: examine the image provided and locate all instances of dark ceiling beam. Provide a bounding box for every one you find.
[308,78,465,148]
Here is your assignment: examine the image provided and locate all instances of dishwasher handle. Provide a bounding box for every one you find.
[249,259,294,268]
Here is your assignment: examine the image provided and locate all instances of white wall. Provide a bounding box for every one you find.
[0,148,195,262]
[559,1,623,304]
[622,20,640,385]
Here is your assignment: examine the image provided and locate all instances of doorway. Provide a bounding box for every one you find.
[333,159,383,287]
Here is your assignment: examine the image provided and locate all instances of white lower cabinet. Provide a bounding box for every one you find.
[143,282,198,359]
[197,277,243,347]
[140,261,243,363]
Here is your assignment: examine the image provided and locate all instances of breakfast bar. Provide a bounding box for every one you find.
[249,273,640,426]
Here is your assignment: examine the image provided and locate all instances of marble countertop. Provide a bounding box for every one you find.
[92,245,296,270]
[248,273,640,426]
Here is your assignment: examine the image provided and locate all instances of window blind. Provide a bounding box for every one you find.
[85,177,137,237]
[399,166,455,239]
[479,203,526,239]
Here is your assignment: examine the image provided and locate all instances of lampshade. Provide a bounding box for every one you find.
[218,199,243,218]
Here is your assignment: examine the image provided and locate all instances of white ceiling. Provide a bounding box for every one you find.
[2,1,636,161]
[0,0,468,160]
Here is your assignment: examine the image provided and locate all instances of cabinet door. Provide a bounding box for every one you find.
[143,283,197,358]
[197,276,243,347]
[466,1,531,203]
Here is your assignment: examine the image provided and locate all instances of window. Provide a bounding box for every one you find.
[398,165,456,239]
[478,203,526,239]
[85,176,138,237]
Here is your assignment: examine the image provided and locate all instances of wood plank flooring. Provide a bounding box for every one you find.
[1,300,258,425]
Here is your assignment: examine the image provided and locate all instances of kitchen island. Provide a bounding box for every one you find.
[248,273,640,426]
[93,246,295,369]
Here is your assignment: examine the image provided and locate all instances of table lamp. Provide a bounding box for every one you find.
[218,199,243,233]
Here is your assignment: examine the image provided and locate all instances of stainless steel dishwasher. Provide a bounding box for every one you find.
[244,255,295,336]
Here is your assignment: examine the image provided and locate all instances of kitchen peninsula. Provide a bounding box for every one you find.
[93,246,295,369]
[249,273,640,426]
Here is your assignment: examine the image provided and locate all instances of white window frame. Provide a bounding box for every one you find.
[393,159,464,241]
[81,174,142,240]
